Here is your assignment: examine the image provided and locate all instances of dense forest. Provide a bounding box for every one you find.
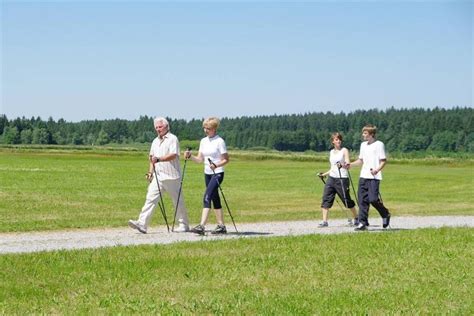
[1,107,473,152]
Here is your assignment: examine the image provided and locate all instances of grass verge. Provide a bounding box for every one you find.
[0,227,472,314]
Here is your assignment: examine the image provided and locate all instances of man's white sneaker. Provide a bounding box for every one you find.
[174,223,189,233]
[128,220,147,234]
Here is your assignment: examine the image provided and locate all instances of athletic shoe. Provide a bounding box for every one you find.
[353,218,360,226]
[174,223,189,233]
[383,213,391,229]
[190,224,205,235]
[354,223,367,231]
[347,219,353,226]
[128,220,147,234]
[174,219,189,233]
[318,221,329,228]
[211,224,227,235]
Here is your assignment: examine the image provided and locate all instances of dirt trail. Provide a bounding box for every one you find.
[1,216,472,254]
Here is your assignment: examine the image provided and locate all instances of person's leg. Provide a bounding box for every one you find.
[350,207,358,222]
[209,173,224,225]
[208,173,228,234]
[163,179,189,229]
[137,177,162,228]
[200,208,210,226]
[214,208,224,225]
[368,180,390,218]
[320,178,336,226]
[335,177,357,224]
[343,178,358,223]
[357,178,370,226]
[191,175,214,234]
[199,174,216,226]
[321,208,329,222]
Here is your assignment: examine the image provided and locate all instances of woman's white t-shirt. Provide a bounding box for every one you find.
[329,148,348,178]
[199,135,227,175]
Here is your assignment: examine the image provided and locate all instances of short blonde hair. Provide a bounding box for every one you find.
[203,117,220,130]
[362,124,377,136]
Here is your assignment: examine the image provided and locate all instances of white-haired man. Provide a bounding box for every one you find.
[128,117,190,233]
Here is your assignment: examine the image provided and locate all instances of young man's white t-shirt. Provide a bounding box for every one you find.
[199,135,227,175]
[359,140,386,180]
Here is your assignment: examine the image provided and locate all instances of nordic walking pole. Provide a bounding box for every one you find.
[171,147,191,232]
[370,168,383,203]
[151,156,170,233]
[346,149,359,207]
[346,168,359,207]
[208,158,238,233]
[336,162,352,222]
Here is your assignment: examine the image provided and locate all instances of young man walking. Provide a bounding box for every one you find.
[346,124,391,231]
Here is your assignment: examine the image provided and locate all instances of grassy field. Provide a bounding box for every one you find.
[0,227,472,314]
[0,148,473,232]
[1,147,473,314]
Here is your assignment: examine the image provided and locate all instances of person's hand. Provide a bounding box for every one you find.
[150,156,160,164]
[145,172,153,182]
[370,168,378,176]
[343,162,351,169]
[184,150,191,159]
[337,161,349,169]
[317,172,325,179]
[208,158,217,170]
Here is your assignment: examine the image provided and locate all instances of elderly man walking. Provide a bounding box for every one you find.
[128,117,190,233]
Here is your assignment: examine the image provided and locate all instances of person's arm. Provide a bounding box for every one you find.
[345,158,362,169]
[151,153,177,163]
[210,153,229,170]
[343,148,351,165]
[185,149,204,163]
[146,155,154,182]
[371,159,387,175]
[318,168,331,177]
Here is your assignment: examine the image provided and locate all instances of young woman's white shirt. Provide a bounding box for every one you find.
[359,140,386,180]
[199,135,227,175]
[329,148,349,178]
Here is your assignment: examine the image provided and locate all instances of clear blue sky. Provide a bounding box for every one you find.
[1,0,472,122]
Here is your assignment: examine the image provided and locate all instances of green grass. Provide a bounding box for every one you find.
[0,227,472,314]
[1,147,473,314]
[0,148,473,232]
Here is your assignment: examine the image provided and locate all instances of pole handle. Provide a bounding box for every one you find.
[208,158,217,168]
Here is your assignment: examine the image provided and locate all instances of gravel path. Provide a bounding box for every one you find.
[1,216,473,254]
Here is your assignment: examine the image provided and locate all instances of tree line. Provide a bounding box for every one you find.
[1,107,473,152]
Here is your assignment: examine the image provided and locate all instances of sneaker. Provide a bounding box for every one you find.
[354,223,367,231]
[211,224,227,235]
[174,219,189,233]
[318,221,328,228]
[353,218,360,226]
[128,220,147,234]
[347,219,353,226]
[190,224,205,235]
[383,213,391,229]
[174,223,189,233]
